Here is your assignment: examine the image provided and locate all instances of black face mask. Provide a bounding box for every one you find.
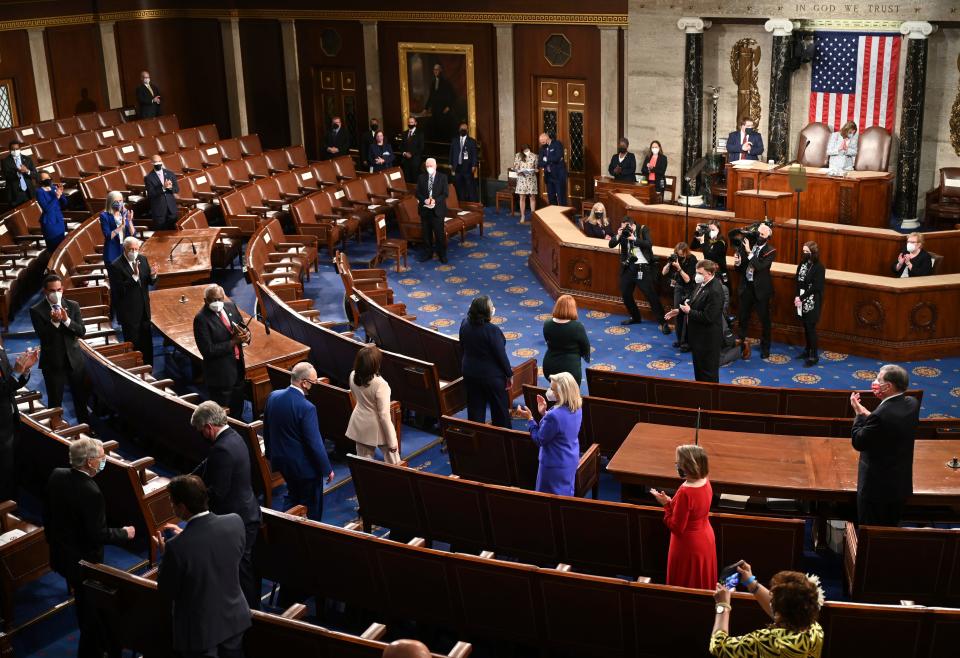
[40,178,52,187]
[744,127,753,134]
[594,211,604,219]
[757,236,767,244]
[332,123,340,130]
[677,466,686,479]
[459,128,468,137]
[408,124,416,130]
[371,123,379,131]
[153,163,163,171]
[618,147,627,154]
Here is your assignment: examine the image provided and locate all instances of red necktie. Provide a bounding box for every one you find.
[219,310,240,360]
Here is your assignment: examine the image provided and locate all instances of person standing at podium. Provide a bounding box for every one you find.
[725,117,764,162]
[608,138,637,182]
[108,237,157,365]
[733,223,775,359]
[826,120,858,176]
[193,284,250,420]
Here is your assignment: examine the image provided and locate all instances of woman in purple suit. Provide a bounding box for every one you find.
[517,372,583,496]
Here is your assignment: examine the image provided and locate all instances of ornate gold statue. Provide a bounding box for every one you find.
[950,53,960,156]
[730,38,761,125]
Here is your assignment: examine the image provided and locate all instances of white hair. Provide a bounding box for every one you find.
[190,401,228,429]
[123,236,140,250]
[291,362,316,384]
[104,191,124,212]
[204,284,224,302]
[69,438,104,468]
[425,157,437,168]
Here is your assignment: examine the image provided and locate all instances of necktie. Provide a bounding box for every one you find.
[220,310,240,359]
[741,133,748,160]
[409,129,413,138]
[435,77,439,90]
[459,137,465,164]
[428,175,434,199]
[14,156,26,191]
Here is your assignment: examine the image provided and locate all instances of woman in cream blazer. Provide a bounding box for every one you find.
[346,345,400,464]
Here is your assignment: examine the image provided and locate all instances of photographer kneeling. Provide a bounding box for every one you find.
[661,242,697,351]
[609,219,670,333]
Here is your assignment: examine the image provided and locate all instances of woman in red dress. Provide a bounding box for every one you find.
[651,444,717,589]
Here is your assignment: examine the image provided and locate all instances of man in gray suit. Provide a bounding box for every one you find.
[156,475,251,657]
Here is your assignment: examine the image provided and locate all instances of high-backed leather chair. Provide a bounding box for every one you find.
[924,167,960,229]
[797,122,831,167]
[854,126,892,171]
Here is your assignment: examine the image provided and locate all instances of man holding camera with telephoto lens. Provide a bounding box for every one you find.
[731,221,775,360]
[609,219,670,333]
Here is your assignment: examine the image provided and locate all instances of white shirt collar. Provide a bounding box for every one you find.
[289,384,305,396]
[214,425,230,438]
[877,391,904,407]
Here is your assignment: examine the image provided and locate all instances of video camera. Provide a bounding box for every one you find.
[694,222,710,237]
[729,219,772,249]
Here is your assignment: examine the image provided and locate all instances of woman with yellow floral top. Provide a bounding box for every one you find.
[710,561,824,658]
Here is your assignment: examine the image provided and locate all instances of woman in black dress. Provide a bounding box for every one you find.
[542,294,591,384]
[368,130,395,172]
[459,295,513,428]
[581,202,611,240]
[794,241,825,367]
[691,219,728,285]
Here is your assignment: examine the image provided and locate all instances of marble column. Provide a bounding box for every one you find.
[361,21,383,126]
[677,17,710,198]
[281,20,304,147]
[220,18,248,137]
[599,26,619,156]
[495,23,516,181]
[27,28,54,121]
[764,19,794,164]
[99,21,124,110]
[895,21,936,229]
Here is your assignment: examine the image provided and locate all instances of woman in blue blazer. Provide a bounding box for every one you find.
[459,295,513,428]
[517,372,583,496]
[99,191,136,265]
[368,131,395,173]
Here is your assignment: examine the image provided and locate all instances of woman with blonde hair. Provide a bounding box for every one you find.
[542,294,591,385]
[516,372,583,496]
[650,444,717,589]
[581,202,611,240]
[98,190,135,265]
[345,344,400,464]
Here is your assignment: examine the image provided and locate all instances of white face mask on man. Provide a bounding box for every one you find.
[208,300,224,314]
[47,290,63,305]
[694,273,705,284]
[426,167,436,177]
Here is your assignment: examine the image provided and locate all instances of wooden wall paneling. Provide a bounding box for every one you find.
[239,19,290,150]
[0,30,41,125]
[115,18,231,138]
[295,20,366,160]
[513,24,602,200]
[44,24,108,118]
[377,22,498,179]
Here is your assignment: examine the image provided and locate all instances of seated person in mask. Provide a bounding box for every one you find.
[608,138,637,182]
[892,232,933,278]
[581,202,611,240]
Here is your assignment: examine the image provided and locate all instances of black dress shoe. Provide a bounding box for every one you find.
[795,350,809,360]
[659,323,672,335]
[805,356,819,367]
[417,253,432,263]
[439,256,448,264]
[761,349,770,359]
[672,340,681,348]
[679,344,691,353]
[621,318,642,326]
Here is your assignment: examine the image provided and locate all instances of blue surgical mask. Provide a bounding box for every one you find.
[98,457,106,473]
[112,200,123,211]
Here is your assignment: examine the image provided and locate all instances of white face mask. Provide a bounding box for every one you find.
[523,149,531,156]
[490,306,496,317]
[11,150,21,158]
[694,273,705,284]
[709,229,718,239]
[906,243,917,253]
[143,78,150,85]
[127,250,139,262]
[545,389,557,402]
[426,167,436,176]
[47,290,63,305]
[208,300,224,313]
[651,148,660,155]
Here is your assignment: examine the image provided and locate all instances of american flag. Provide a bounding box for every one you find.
[809,32,901,131]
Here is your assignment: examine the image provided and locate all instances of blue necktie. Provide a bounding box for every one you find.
[14,156,26,191]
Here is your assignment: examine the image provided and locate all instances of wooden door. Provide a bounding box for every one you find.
[536,77,588,207]
[313,68,360,157]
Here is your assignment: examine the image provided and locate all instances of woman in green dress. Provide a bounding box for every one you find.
[710,561,824,658]
[541,295,591,385]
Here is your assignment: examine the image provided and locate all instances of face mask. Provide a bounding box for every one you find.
[371,123,379,130]
[333,123,340,130]
[153,163,163,170]
[709,229,718,239]
[676,466,686,479]
[426,167,436,176]
[744,127,753,134]
[545,389,557,402]
[757,235,767,244]
[47,290,62,305]
[208,300,224,314]
[112,200,123,211]
[523,149,531,156]
[460,128,468,136]
[127,250,139,262]
[803,252,812,260]
[143,78,150,85]
[651,148,660,155]
[11,150,20,158]
[906,243,917,253]
[489,306,496,317]
[41,178,52,187]
[594,211,604,219]
[408,124,416,130]
[618,147,627,154]
[98,457,106,473]
[694,273,705,284]
[870,381,884,397]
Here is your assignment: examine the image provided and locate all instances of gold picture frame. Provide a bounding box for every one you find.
[398,42,476,142]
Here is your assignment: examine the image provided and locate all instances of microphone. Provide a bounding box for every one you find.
[167,236,197,261]
[168,237,184,261]
[694,407,701,445]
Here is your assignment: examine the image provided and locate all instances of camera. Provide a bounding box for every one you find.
[668,253,678,263]
[729,220,771,248]
[694,223,709,236]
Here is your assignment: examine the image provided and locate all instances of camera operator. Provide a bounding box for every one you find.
[691,220,728,285]
[609,219,670,333]
[731,222,775,360]
[661,242,697,351]
[665,260,723,382]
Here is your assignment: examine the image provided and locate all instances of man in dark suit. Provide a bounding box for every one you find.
[322,115,351,161]
[359,117,380,171]
[666,260,723,382]
[448,120,478,202]
[538,132,568,206]
[426,63,456,140]
[0,339,38,502]
[1,139,38,206]
[416,158,449,264]
[400,116,425,184]
[30,274,90,424]
[156,475,251,658]
[609,220,670,333]
[136,70,161,119]
[190,401,262,609]
[263,362,333,522]
[44,438,135,658]
[108,236,157,364]
[725,116,764,162]
[850,364,920,527]
[144,153,179,230]
[608,137,637,182]
[193,284,250,420]
[733,222,776,359]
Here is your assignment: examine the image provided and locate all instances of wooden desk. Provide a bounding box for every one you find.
[607,422,960,508]
[529,205,960,358]
[593,176,658,204]
[140,228,220,289]
[734,189,793,221]
[150,285,309,413]
[726,161,893,228]
[618,197,960,276]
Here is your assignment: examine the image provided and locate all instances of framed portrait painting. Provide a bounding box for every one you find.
[398,42,476,143]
